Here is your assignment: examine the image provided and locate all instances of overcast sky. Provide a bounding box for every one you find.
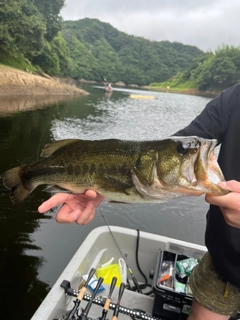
[60,0,240,52]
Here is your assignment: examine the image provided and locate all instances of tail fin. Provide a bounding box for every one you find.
[0,166,34,204]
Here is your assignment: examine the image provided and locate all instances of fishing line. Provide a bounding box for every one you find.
[98,207,142,293]
[98,207,125,258]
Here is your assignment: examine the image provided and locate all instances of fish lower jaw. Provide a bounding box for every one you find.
[195,183,228,195]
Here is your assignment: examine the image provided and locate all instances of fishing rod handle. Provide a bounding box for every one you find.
[84,277,104,315]
[117,282,125,302]
[100,310,108,320]
[77,268,96,300]
[109,276,117,298]
[85,268,96,287]
[112,282,125,318]
[102,276,117,315]
[107,277,117,300]
[66,299,80,320]
[104,276,117,309]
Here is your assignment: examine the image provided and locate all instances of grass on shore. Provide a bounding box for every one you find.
[150,72,197,92]
[0,53,42,74]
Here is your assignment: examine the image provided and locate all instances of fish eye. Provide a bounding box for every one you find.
[176,143,189,155]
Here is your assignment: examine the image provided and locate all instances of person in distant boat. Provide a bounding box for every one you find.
[39,83,240,320]
[103,79,108,87]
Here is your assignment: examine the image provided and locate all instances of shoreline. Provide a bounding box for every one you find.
[0,65,88,96]
[145,86,219,98]
[0,65,218,99]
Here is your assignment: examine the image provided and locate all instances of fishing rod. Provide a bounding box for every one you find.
[60,279,162,320]
[99,207,142,293]
[98,276,117,320]
[112,282,125,320]
[77,277,104,320]
[66,268,96,320]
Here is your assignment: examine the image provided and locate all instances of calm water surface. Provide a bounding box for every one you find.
[0,84,211,319]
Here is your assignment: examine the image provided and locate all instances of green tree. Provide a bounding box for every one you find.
[92,38,123,82]
[211,57,237,88]
[33,0,64,41]
[51,32,69,74]
[0,0,46,58]
[67,36,99,79]
[32,41,60,74]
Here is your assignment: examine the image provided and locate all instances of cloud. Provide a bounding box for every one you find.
[61,0,240,51]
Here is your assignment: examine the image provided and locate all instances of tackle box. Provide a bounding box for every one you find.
[151,250,197,320]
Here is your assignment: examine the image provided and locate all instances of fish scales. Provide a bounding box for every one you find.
[0,137,229,204]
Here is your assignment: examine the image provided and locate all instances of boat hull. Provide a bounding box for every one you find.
[31,226,207,320]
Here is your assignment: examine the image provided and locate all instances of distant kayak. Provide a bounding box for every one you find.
[104,83,113,92]
[130,94,155,99]
[104,87,113,92]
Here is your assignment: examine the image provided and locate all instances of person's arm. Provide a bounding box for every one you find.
[38,190,104,224]
[179,85,240,228]
[175,85,237,141]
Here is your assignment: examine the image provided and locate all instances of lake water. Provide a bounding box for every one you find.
[0,84,212,319]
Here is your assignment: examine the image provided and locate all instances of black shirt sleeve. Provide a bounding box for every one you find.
[174,84,240,143]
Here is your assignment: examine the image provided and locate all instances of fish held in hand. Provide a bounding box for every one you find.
[0,136,228,205]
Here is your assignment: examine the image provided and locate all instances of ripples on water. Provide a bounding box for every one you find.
[51,89,210,140]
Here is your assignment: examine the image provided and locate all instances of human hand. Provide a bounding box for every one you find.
[38,190,104,225]
[205,180,240,228]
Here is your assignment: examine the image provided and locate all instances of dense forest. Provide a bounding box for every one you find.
[61,19,202,85]
[153,46,240,91]
[0,0,202,85]
[1,0,240,90]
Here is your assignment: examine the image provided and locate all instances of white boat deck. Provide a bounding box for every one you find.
[31,226,207,320]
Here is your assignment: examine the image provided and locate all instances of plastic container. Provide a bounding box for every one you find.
[152,250,195,320]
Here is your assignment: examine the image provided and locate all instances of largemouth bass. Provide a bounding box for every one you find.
[0,136,228,205]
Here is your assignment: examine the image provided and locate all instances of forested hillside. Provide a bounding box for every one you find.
[61,18,203,85]
[0,0,203,86]
[0,0,65,70]
[1,1,240,91]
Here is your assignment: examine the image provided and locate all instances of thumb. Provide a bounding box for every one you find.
[218,180,240,193]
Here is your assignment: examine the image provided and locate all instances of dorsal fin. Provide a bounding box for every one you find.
[40,139,78,157]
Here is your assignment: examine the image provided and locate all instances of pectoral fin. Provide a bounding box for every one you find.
[97,175,133,195]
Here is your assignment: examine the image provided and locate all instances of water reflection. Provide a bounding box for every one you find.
[0,94,86,117]
[0,188,51,319]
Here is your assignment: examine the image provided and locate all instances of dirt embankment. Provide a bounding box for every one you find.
[0,66,88,96]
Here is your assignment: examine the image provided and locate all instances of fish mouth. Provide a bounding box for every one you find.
[193,138,227,195]
[171,136,228,196]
